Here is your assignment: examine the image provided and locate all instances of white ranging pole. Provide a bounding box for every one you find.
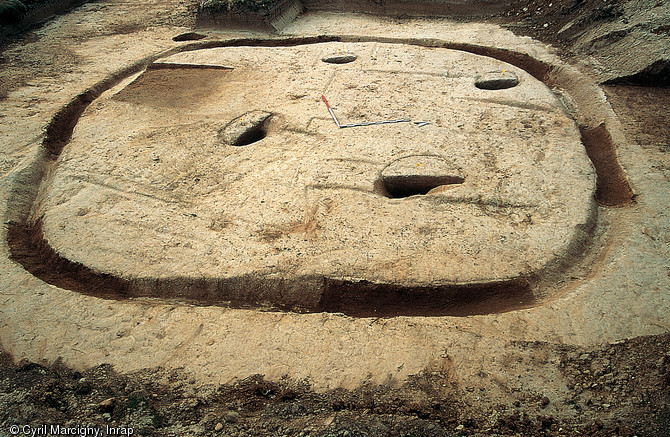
[321,94,341,128]
[321,94,412,129]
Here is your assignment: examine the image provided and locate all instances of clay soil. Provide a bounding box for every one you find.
[0,0,669,436]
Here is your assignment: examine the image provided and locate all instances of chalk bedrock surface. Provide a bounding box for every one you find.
[35,42,596,303]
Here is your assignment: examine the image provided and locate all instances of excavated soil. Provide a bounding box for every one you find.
[1,333,669,436]
[0,0,668,436]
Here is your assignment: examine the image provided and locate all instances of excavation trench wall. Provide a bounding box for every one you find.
[0,0,88,39]
[301,0,509,16]
[195,0,511,32]
[197,0,304,32]
[5,35,634,317]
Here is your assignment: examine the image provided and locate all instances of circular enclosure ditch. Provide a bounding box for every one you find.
[6,38,627,318]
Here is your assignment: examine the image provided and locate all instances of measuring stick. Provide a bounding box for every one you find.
[321,94,411,129]
[321,94,341,128]
[340,119,411,128]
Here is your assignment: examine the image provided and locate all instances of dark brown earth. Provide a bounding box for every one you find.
[498,0,669,84]
[1,1,668,436]
[1,334,668,436]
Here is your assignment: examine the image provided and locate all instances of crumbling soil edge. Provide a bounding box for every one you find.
[5,35,632,317]
[0,0,89,44]
[197,0,304,32]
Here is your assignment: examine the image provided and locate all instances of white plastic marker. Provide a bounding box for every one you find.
[321,94,411,129]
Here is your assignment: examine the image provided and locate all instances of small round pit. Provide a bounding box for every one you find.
[172,32,207,42]
[322,53,358,64]
[475,70,520,90]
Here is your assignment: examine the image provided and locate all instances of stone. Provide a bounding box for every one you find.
[224,411,240,423]
[99,398,115,412]
[214,422,223,431]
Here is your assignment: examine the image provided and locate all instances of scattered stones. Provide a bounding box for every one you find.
[280,388,297,400]
[1,335,670,436]
[475,70,520,90]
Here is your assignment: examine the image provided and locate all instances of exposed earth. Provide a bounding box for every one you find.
[31,40,597,315]
[1,333,669,436]
[0,0,668,436]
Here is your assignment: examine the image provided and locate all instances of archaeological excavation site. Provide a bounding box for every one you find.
[0,0,668,435]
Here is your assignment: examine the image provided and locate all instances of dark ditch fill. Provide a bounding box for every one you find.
[319,278,536,317]
[579,123,635,206]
